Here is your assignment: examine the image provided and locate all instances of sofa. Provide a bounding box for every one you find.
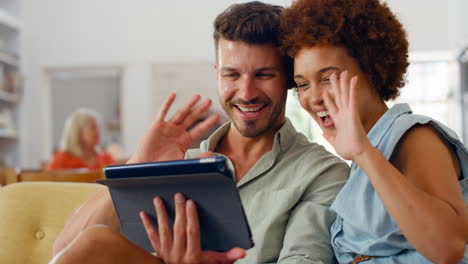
[0,182,104,264]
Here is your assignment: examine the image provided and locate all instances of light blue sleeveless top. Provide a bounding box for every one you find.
[330,103,468,263]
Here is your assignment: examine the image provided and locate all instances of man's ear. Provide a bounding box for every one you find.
[214,63,219,80]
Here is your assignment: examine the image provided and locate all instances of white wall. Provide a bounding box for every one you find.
[449,0,468,52]
[19,0,468,167]
[19,0,292,167]
[385,0,468,53]
[385,0,450,52]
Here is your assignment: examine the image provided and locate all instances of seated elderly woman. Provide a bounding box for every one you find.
[47,109,115,170]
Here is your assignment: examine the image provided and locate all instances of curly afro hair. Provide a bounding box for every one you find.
[281,0,409,101]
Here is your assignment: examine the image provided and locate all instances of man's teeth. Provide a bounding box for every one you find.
[317,111,329,118]
[237,106,263,112]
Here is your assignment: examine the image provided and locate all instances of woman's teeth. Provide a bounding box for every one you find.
[317,111,329,118]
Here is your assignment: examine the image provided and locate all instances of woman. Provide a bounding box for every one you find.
[47,109,115,170]
[281,0,468,263]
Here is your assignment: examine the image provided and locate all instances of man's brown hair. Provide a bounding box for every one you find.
[213,1,295,89]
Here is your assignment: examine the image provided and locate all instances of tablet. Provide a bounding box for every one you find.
[104,156,233,179]
[97,156,254,252]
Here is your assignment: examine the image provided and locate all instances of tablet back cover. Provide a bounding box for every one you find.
[98,172,253,252]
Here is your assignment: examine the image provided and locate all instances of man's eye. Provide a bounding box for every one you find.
[256,73,274,78]
[223,73,239,78]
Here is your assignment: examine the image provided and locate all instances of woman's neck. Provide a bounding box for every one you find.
[81,145,97,157]
[362,100,389,134]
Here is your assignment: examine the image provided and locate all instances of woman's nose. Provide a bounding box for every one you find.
[309,85,324,105]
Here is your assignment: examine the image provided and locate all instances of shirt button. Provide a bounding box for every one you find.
[35,230,45,240]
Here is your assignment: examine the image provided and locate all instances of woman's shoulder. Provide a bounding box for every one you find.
[391,124,461,184]
[53,151,75,158]
[378,112,462,158]
[389,112,432,136]
[50,151,83,162]
[390,113,462,159]
[98,152,116,165]
[47,151,84,170]
[395,125,447,154]
[390,120,453,163]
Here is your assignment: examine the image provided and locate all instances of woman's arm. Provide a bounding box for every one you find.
[354,125,468,264]
[323,71,468,263]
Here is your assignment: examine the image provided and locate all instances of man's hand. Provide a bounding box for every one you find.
[128,93,220,164]
[140,193,246,264]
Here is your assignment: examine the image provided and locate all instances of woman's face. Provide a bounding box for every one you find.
[80,117,100,149]
[293,45,375,134]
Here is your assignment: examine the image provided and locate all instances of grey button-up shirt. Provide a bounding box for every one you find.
[186,119,349,263]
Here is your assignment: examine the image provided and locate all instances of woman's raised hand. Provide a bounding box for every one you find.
[322,71,372,160]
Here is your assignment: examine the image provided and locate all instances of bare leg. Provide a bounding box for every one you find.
[51,226,161,264]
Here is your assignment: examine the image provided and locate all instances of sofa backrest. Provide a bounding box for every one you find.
[1,168,105,186]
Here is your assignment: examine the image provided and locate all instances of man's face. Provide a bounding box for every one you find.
[215,39,287,138]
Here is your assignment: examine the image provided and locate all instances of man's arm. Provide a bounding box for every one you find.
[277,161,349,263]
[53,93,219,255]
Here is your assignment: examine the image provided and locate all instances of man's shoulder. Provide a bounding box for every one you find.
[288,135,342,163]
[282,136,349,179]
[270,135,349,202]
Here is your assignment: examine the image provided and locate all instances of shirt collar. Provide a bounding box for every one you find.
[272,118,296,155]
[367,103,412,148]
[199,121,231,153]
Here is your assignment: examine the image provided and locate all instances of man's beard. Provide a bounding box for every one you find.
[220,93,287,138]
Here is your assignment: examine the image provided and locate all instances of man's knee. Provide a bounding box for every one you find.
[52,226,124,263]
[80,225,127,251]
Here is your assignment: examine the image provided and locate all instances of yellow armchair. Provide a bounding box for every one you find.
[0,182,105,264]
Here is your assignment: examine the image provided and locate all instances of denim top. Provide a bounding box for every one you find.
[330,103,468,263]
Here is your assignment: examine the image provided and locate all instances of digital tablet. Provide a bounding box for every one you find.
[104,156,233,180]
[97,156,254,252]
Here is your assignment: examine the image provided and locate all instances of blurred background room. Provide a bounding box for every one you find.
[0,0,468,179]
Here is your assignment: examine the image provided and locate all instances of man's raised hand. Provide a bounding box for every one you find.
[128,93,220,164]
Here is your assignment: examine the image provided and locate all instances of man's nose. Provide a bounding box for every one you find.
[237,76,259,102]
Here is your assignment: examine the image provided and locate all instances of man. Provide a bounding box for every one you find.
[52,2,349,263]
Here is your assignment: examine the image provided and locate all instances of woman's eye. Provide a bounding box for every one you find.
[320,77,331,85]
[296,83,310,90]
